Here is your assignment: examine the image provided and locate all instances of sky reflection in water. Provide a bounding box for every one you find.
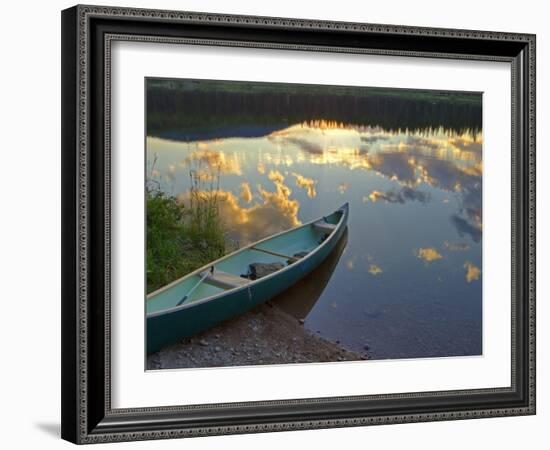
[147,120,482,359]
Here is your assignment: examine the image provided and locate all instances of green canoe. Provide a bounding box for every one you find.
[146,203,349,354]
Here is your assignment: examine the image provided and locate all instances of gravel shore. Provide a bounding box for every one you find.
[147,301,367,370]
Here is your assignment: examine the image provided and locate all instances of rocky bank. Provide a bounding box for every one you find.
[147,301,367,370]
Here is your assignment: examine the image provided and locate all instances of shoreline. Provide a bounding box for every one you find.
[147,301,367,370]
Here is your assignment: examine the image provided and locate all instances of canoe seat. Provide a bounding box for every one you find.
[201,270,249,290]
[312,221,336,234]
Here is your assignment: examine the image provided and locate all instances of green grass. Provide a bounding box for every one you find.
[147,78,482,106]
[146,170,226,294]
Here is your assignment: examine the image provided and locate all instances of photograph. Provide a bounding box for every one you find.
[145,78,483,370]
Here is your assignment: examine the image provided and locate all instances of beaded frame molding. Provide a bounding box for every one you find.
[61,4,536,444]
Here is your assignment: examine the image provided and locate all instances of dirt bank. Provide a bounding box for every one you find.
[147,301,367,370]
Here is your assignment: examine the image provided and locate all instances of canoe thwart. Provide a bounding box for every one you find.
[312,221,336,234]
[201,269,250,290]
[251,246,298,262]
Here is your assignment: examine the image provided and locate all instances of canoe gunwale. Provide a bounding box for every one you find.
[147,203,349,319]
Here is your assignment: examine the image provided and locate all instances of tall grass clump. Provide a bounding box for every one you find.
[146,160,226,294]
[187,167,226,256]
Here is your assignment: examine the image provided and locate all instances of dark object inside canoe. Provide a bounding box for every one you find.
[288,251,309,264]
[247,262,285,280]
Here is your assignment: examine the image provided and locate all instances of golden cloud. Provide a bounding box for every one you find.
[292,172,317,198]
[178,185,300,246]
[415,247,443,262]
[267,169,286,184]
[261,151,295,167]
[177,170,301,245]
[448,135,482,156]
[367,152,417,186]
[338,183,350,194]
[260,126,482,201]
[367,191,382,202]
[368,264,383,276]
[240,182,253,203]
[185,149,242,176]
[464,261,481,282]
[153,125,483,251]
[307,148,373,171]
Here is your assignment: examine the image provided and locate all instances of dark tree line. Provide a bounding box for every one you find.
[147,83,482,140]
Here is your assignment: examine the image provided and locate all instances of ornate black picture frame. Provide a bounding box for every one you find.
[61,4,536,444]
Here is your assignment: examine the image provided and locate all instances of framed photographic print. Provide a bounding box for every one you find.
[61,4,536,444]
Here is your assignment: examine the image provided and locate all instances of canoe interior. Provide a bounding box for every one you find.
[146,208,344,315]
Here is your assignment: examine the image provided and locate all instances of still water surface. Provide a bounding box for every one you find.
[147,119,482,359]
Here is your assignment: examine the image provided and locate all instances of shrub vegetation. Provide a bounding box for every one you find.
[146,165,225,294]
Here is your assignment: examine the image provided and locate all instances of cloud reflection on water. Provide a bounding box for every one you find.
[367,186,430,204]
[239,182,253,203]
[292,172,317,198]
[368,264,383,276]
[415,247,443,263]
[464,261,481,282]
[183,146,242,177]
[148,121,482,265]
[263,122,482,246]
[176,180,301,246]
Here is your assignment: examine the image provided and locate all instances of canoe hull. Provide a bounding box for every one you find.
[147,205,348,354]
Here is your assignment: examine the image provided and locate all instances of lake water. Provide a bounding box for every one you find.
[146,118,482,360]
